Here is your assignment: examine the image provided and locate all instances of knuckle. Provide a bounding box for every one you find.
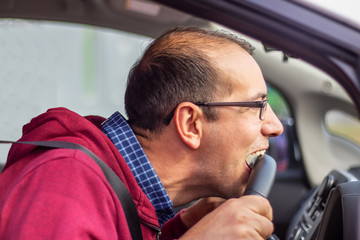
[235,212,250,223]
[223,198,239,208]
[235,226,257,239]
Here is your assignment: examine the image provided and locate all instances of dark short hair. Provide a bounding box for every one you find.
[125,27,255,132]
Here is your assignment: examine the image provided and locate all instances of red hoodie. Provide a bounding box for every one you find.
[0,107,187,239]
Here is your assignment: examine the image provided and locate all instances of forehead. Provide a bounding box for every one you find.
[211,44,267,100]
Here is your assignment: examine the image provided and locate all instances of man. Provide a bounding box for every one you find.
[0,27,283,239]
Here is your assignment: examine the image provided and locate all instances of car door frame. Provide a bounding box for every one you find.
[153,0,360,238]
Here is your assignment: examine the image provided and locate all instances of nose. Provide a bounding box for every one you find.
[261,105,284,137]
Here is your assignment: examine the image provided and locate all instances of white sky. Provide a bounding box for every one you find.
[303,0,360,28]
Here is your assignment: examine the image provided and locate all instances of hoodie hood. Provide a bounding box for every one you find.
[6,107,111,170]
[3,107,159,227]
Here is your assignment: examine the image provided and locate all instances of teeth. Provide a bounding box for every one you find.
[245,150,266,169]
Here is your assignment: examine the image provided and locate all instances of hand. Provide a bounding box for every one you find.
[180,197,226,228]
[180,195,274,240]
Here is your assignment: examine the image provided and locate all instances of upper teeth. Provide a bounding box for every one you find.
[245,150,266,168]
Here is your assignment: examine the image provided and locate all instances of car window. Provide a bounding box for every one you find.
[0,19,151,162]
[325,110,360,146]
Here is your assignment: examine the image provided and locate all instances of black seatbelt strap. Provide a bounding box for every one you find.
[0,140,143,240]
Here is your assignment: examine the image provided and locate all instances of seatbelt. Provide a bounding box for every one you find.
[0,140,143,240]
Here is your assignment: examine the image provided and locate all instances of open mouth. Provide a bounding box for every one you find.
[245,150,266,169]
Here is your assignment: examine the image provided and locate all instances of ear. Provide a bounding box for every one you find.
[174,102,202,149]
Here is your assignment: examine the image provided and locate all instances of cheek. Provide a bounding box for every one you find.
[224,120,260,149]
[202,122,259,197]
[203,117,261,167]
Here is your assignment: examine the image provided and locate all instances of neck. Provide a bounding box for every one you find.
[134,130,207,207]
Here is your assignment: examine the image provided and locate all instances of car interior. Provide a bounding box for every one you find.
[1,0,360,239]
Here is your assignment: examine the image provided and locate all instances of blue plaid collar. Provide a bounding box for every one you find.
[101,112,174,225]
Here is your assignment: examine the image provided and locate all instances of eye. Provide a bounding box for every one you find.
[237,107,251,113]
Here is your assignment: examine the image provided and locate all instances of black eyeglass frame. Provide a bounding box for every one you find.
[163,98,268,125]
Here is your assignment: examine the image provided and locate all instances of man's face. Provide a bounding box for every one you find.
[198,44,283,198]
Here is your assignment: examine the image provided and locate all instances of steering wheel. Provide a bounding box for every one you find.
[244,154,279,240]
[247,156,360,240]
[286,169,360,240]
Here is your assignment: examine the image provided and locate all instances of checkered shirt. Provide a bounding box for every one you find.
[101,112,174,225]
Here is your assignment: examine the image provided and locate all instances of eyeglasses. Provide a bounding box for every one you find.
[163,98,268,125]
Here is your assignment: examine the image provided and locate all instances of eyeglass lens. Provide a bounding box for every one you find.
[260,101,268,120]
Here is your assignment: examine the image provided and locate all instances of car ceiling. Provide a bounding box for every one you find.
[0,0,209,38]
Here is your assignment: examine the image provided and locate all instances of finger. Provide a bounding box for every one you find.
[235,215,274,240]
[256,217,274,239]
[233,196,274,238]
[236,206,274,239]
[181,197,227,228]
[239,195,273,221]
